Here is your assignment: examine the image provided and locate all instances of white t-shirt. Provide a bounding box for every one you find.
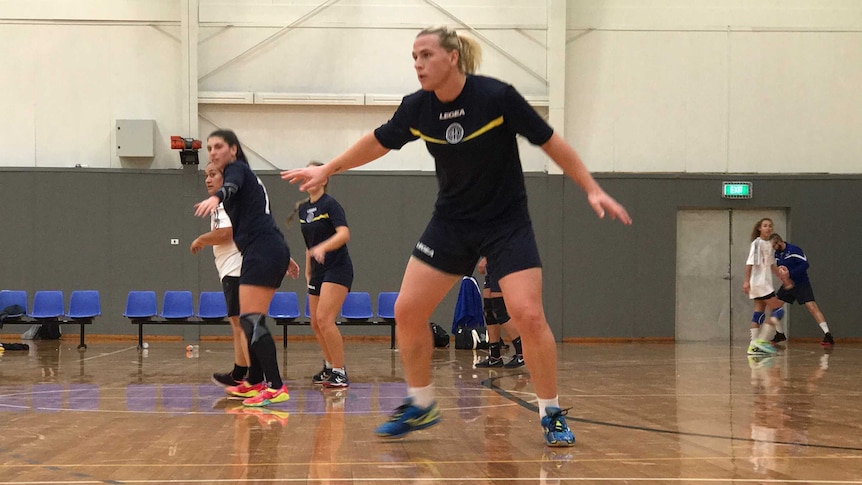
[746,237,775,298]
[211,203,242,280]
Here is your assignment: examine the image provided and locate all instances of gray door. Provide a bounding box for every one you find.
[676,209,787,342]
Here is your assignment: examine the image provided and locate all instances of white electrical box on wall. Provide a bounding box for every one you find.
[116,120,155,157]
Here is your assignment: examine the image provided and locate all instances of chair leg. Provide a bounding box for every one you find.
[138,323,144,349]
[390,321,396,349]
[283,324,287,349]
[77,321,87,350]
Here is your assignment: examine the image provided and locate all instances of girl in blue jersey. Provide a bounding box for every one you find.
[287,161,354,388]
[282,26,631,446]
[194,129,300,407]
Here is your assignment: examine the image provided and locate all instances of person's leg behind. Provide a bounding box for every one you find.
[316,282,349,388]
[214,276,251,386]
[476,298,504,368]
[308,292,334,384]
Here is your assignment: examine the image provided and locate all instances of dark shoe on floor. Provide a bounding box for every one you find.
[322,370,349,388]
[476,356,504,368]
[503,354,525,368]
[312,364,332,385]
[770,332,787,345]
[821,332,835,346]
[212,372,242,387]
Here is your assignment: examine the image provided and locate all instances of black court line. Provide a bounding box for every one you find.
[481,374,862,453]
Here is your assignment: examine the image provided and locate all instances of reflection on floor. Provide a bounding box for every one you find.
[0,339,860,484]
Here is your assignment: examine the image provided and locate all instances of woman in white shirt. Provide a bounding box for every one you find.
[743,217,786,355]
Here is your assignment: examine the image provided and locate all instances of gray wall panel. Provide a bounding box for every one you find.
[1,170,860,341]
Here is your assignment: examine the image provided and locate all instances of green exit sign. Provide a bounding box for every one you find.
[723,181,752,199]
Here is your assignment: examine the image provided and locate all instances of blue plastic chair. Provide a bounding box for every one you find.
[0,290,28,316]
[125,290,158,350]
[161,291,194,319]
[123,291,158,319]
[67,290,101,319]
[341,292,374,322]
[66,290,101,349]
[269,291,302,349]
[197,291,228,320]
[29,290,65,319]
[377,291,399,350]
[304,293,312,319]
[268,292,300,322]
[377,292,398,321]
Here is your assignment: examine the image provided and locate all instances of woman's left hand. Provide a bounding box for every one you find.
[287,258,300,280]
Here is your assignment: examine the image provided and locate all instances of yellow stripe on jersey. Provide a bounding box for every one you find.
[299,213,330,223]
[409,116,505,145]
[409,128,447,144]
[463,116,504,142]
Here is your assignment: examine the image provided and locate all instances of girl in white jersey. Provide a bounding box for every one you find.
[743,218,786,355]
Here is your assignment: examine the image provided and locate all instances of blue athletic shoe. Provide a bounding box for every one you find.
[753,339,778,354]
[375,399,440,439]
[542,407,576,447]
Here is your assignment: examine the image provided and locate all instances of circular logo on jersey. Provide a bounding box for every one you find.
[445,123,464,144]
[305,210,314,223]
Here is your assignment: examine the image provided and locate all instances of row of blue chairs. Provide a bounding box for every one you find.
[0,290,102,349]
[122,290,397,322]
[124,291,399,349]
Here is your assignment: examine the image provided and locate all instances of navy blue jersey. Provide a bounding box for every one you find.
[220,160,284,253]
[374,75,554,224]
[775,242,811,286]
[299,193,352,275]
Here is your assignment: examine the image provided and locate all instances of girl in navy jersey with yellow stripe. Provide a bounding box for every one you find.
[288,161,354,388]
[282,26,632,446]
[194,129,300,407]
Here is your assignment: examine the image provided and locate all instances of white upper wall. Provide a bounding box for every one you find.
[566,0,862,173]
[1,0,860,173]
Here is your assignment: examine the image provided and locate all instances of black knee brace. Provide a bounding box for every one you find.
[483,299,498,325]
[491,297,510,324]
[240,313,270,344]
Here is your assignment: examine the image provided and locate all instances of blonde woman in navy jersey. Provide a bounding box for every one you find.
[195,129,300,407]
[287,161,354,389]
[282,26,632,446]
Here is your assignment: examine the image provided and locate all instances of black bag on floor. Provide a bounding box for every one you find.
[35,322,62,340]
[430,323,450,348]
[454,326,489,350]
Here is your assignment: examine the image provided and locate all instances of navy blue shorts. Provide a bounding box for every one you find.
[240,235,290,289]
[307,263,354,296]
[221,276,240,317]
[412,215,542,281]
[777,283,816,304]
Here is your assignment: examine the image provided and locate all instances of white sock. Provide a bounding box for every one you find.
[819,322,830,334]
[324,360,332,369]
[772,318,784,333]
[750,328,759,342]
[332,367,345,375]
[408,384,435,409]
[537,396,560,419]
[760,325,776,342]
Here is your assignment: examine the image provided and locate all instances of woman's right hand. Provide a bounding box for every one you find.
[742,281,750,294]
[194,195,219,218]
[281,164,329,193]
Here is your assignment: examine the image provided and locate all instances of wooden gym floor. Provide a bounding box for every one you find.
[1,337,861,484]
